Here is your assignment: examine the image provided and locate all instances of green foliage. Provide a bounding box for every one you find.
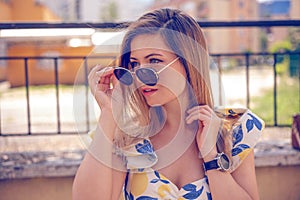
[269,41,293,75]
[269,40,292,53]
[275,57,289,75]
[251,77,299,126]
[288,27,300,50]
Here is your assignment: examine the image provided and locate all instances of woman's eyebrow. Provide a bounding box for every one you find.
[145,53,163,59]
[130,53,163,60]
[129,57,138,61]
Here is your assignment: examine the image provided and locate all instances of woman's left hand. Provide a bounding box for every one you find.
[186,105,222,159]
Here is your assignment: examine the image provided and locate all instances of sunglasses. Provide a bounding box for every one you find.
[114,57,179,86]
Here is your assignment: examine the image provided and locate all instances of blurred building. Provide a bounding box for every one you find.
[0,0,60,22]
[39,0,101,22]
[150,0,259,54]
[0,0,94,86]
[290,0,300,19]
[259,0,291,50]
[38,0,154,22]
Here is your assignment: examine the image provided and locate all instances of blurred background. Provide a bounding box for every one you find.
[0,0,299,134]
[0,0,299,200]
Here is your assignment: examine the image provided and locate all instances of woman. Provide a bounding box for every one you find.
[73,8,264,200]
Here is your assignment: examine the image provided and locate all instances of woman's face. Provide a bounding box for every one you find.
[129,34,187,107]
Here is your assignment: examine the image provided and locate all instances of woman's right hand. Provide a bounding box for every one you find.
[88,65,116,111]
[88,65,118,141]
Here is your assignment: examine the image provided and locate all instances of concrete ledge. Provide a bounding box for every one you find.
[0,150,85,180]
[1,142,299,180]
[0,127,299,180]
[255,140,300,167]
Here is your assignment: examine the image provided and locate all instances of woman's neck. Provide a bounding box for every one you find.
[163,88,191,128]
[150,88,197,151]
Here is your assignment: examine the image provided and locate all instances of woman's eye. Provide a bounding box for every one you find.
[130,62,140,68]
[149,58,162,64]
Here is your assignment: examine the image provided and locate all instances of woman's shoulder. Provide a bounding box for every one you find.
[215,107,265,172]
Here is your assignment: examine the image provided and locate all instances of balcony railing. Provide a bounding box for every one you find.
[0,20,300,136]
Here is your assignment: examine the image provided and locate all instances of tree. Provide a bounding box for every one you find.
[288,27,300,50]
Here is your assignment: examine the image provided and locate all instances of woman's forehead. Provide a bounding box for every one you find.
[130,34,172,53]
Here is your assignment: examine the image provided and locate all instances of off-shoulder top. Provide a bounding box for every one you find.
[89,108,264,200]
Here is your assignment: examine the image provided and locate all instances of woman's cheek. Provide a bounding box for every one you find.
[158,68,187,97]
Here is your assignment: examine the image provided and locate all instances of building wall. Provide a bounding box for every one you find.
[9,0,60,21]
[0,0,83,85]
[149,0,260,54]
[290,0,300,19]
[230,0,259,53]
[6,44,97,87]
[0,0,12,21]
[206,0,231,53]
[0,1,10,80]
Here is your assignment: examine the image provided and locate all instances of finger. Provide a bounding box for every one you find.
[187,105,213,114]
[186,112,211,124]
[96,67,115,84]
[96,66,114,77]
[186,108,211,119]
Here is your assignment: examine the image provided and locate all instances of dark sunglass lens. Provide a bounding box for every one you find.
[113,68,133,85]
[136,68,158,86]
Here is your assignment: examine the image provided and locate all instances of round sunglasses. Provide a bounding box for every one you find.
[113,57,179,86]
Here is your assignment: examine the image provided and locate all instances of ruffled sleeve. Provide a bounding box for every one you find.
[87,129,157,171]
[222,108,265,172]
[121,138,158,171]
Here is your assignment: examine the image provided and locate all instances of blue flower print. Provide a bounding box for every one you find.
[182,184,204,199]
[150,171,170,184]
[136,196,158,200]
[232,124,243,147]
[124,172,134,200]
[125,191,134,200]
[206,192,212,200]
[232,144,250,156]
[135,140,154,154]
[246,113,263,132]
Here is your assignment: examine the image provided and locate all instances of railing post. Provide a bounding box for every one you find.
[0,97,2,136]
[54,58,61,134]
[298,53,300,113]
[84,58,90,132]
[24,57,31,135]
[245,53,250,108]
[273,54,278,126]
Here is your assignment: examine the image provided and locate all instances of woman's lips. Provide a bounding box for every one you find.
[142,88,158,96]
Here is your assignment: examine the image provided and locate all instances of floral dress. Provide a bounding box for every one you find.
[118,108,264,200]
[89,108,264,200]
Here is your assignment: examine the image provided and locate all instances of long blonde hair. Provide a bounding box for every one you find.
[115,8,233,160]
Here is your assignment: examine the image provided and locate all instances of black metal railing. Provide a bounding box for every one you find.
[0,55,116,136]
[0,20,300,136]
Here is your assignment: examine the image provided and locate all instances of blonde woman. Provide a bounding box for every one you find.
[73,8,264,200]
